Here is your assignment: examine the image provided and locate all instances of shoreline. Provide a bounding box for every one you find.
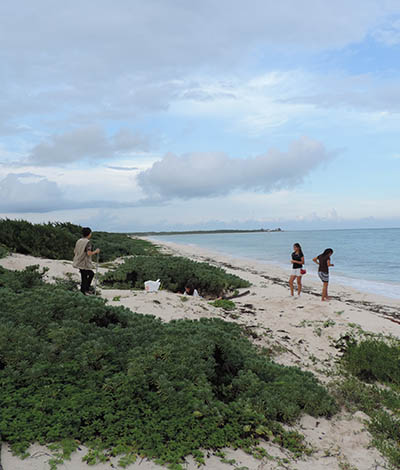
[148,231,400,300]
[149,237,400,325]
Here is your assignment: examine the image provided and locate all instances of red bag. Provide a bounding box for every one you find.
[300,268,306,275]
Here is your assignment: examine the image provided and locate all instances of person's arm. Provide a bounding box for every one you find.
[300,256,305,265]
[327,259,334,267]
[88,248,100,256]
[312,256,319,265]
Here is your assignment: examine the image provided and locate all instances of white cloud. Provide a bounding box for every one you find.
[0,171,144,213]
[1,1,400,136]
[373,17,400,45]
[1,1,392,76]
[0,173,68,212]
[27,126,151,166]
[282,74,400,114]
[137,137,335,199]
[168,72,309,134]
[165,71,400,140]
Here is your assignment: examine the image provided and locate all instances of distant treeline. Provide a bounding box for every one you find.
[0,219,158,262]
[129,228,283,236]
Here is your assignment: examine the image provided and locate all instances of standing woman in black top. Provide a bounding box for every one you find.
[313,248,334,301]
[289,243,305,296]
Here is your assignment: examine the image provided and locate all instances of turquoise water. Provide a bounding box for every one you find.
[152,228,400,299]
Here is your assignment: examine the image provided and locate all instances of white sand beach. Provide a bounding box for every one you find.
[1,238,399,470]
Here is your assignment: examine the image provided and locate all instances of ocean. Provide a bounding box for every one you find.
[152,228,400,300]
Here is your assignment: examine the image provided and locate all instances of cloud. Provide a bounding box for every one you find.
[106,166,139,171]
[373,17,400,45]
[137,137,335,199]
[0,173,68,212]
[0,173,143,213]
[2,1,392,77]
[27,126,151,166]
[280,74,400,114]
[1,1,400,136]
[165,72,400,139]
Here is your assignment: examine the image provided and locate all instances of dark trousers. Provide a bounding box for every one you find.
[80,269,94,293]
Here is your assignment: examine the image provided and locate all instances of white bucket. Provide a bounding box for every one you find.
[144,279,161,292]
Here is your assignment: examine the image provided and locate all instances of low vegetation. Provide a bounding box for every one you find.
[101,255,251,298]
[0,218,158,262]
[335,335,400,468]
[0,266,337,469]
[342,338,400,384]
[0,243,8,259]
[210,299,236,310]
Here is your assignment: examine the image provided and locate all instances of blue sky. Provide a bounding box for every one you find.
[0,0,400,231]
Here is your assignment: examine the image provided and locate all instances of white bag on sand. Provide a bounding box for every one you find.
[144,279,161,292]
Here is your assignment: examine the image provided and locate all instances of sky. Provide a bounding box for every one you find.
[1,0,400,231]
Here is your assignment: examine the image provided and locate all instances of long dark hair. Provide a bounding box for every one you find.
[185,282,195,296]
[319,248,333,258]
[293,243,304,258]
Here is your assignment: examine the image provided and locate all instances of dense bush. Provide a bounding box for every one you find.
[0,219,158,262]
[0,219,78,259]
[0,243,8,258]
[0,267,336,468]
[342,339,400,385]
[92,232,159,260]
[101,255,251,297]
[338,337,400,468]
[0,264,46,291]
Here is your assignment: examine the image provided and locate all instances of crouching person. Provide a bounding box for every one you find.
[73,227,100,295]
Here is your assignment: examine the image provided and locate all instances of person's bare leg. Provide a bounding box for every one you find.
[289,275,295,296]
[325,282,330,300]
[322,282,328,301]
[297,276,302,295]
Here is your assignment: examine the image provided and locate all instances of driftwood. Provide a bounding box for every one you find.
[224,289,251,300]
[274,340,301,359]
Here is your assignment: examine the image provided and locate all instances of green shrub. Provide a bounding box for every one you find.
[91,232,159,260]
[0,219,159,262]
[0,243,9,258]
[369,411,400,468]
[101,255,250,298]
[342,339,400,385]
[0,267,336,467]
[335,376,400,468]
[0,219,79,259]
[210,299,236,310]
[0,264,46,291]
[338,337,400,468]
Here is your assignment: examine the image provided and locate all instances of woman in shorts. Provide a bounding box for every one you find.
[313,248,334,301]
[289,243,305,296]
